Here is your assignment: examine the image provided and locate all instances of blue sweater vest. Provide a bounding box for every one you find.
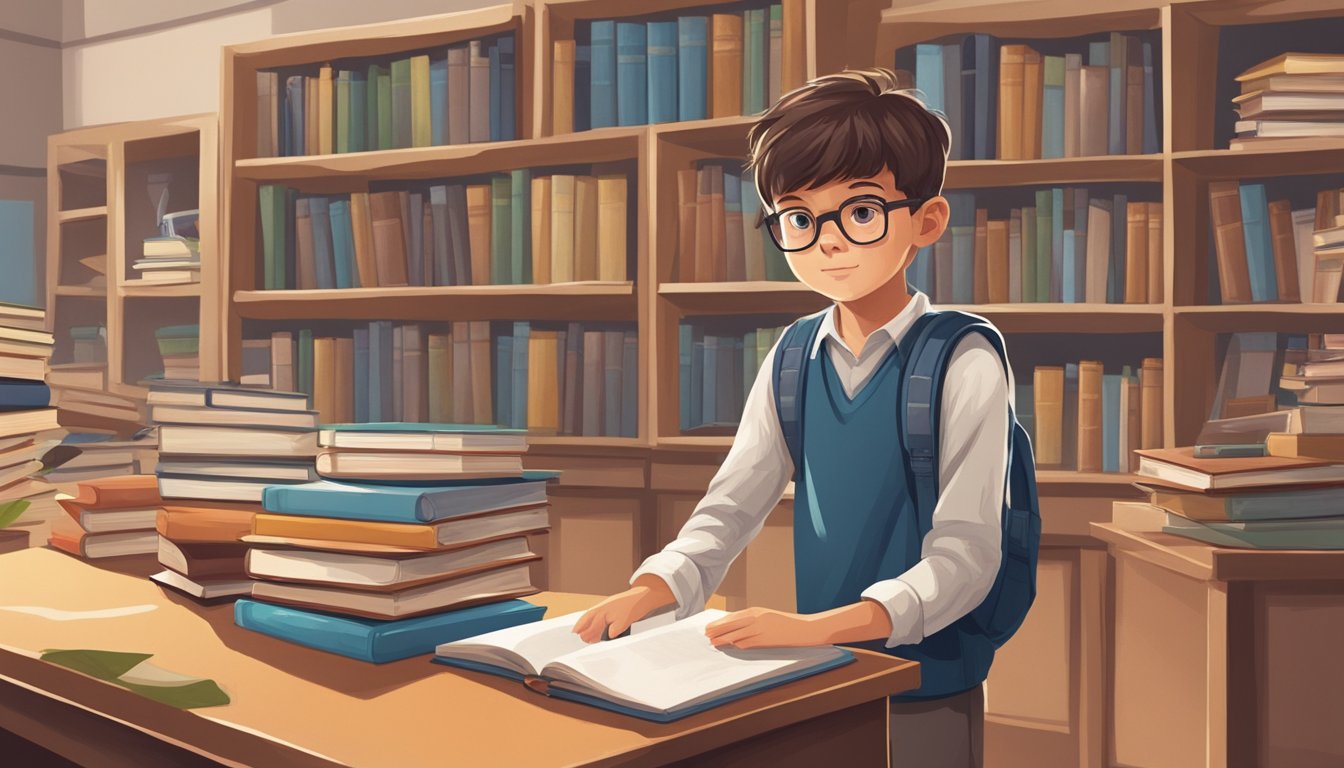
[793,341,994,701]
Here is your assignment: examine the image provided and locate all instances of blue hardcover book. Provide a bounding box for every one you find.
[328,199,354,289]
[285,75,305,156]
[1051,188,1064,302]
[677,16,708,122]
[1102,373,1121,472]
[1042,55,1064,159]
[0,380,50,410]
[616,22,648,127]
[908,245,934,296]
[942,41,962,161]
[298,329,314,398]
[575,23,592,132]
[1142,42,1158,154]
[353,327,369,423]
[622,331,637,438]
[950,192,976,303]
[261,472,557,523]
[590,20,617,129]
[495,331,514,428]
[511,169,531,284]
[689,326,703,429]
[647,21,678,124]
[1088,41,1109,67]
[1014,383,1035,444]
[511,321,529,430]
[350,71,367,153]
[1239,183,1277,303]
[679,324,693,431]
[370,321,394,422]
[1108,33,1126,155]
[498,35,516,141]
[1073,189,1089,302]
[972,34,998,160]
[309,197,336,290]
[489,41,502,141]
[1062,229,1076,303]
[235,598,546,664]
[430,58,447,146]
[702,335,718,425]
[915,44,944,113]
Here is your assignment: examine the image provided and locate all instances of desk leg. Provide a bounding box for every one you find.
[666,697,889,768]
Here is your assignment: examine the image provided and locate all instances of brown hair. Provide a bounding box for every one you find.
[745,67,950,207]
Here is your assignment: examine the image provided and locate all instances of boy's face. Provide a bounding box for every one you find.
[767,170,948,303]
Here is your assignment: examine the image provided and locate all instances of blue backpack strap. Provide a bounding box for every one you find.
[900,311,1013,538]
[772,314,826,480]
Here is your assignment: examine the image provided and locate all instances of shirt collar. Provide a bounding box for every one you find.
[809,291,931,360]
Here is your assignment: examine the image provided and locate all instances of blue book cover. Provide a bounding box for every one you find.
[353,327,369,423]
[942,41,962,161]
[689,327,703,429]
[972,34,998,160]
[489,41,502,141]
[677,17,707,122]
[702,335,717,425]
[430,58,447,146]
[309,197,336,290]
[328,199,354,289]
[350,71,367,153]
[0,380,49,410]
[285,75,304,156]
[495,331,514,428]
[1088,41,1109,67]
[1110,193,1128,304]
[622,331,637,438]
[959,38,976,162]
[235,598,545,664]
[590,20,617,129]
[575,23,592,132]
[950,192,976,303]
[616,22,648,127]
[1102,373,1121,472]
[370,321,395,422]
[679,324,692,431]
[1061,230,1076,303]
[1051,188,1064,302]
[1042,56,1064,159]
[261,472,557,523]
[647,21,678,124]
[498,34,516,141]
[743,8,766,114]
[915,44,944,113]
[1240,183,1277,302]
[1108,34,1125,155]
[511,321,529,430]
[1142,42,1158,154]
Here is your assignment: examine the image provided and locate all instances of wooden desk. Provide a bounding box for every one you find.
[0,549,918,767]
[1092,523,1344,768]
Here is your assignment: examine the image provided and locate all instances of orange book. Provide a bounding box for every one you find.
[998,45,1027,160]
[1034,366,1064,466]
[531,175,552,285]
[677,168,698,283]
[552,40,575,135]
[695,166,715,282]
[1021,47,1043,160]
[59,475,161,510]
[973,208,989,303]
[527,329,561,434]
[157,505,264,544]
[469,321,492,424]
[550,175,575,283]
[49,520,156,559]
[574,176,599,281]
[349,192,379,288]
[1146,202,1163,303]
[987,219,1008,304]
[1078,65,1109,157]
[1125,202,1148,304]
[1265,433,1344,461]
[780,0,805,92]
[711,14,743,118]
[1140,357,1163,450]
[312,337,336,424]
[294,198,316,290]
[1208,181,1252,303]
[466,184,493,286]
[1077,360,1103,472]
[318,64,334,155]
[334,336,354,424]
[1268,199,1301,302]
[596,174,628,281]
[251,506,549,552]
[1126,376,1142,472]
[368,192,409,287]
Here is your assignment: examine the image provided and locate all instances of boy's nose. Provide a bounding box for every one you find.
[817,219,847,256]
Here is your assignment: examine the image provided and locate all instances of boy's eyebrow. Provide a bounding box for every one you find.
[776,194,804,204]
[847,181,886,192]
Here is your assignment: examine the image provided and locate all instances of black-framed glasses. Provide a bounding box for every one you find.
[761,194,927,253]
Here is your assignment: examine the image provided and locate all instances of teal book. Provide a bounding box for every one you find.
[495,331,514,427]
[377,68,393,151]
[1042,56,1064,159]
[366,64,385,151]
[702,335,717,425]
[430,58,447,146]
[679,324,692,431]
[309,197,336,290]
[1061,228,1075,303]
[510,169,531,284]
[616,21,648,126]
[235,598,545,664]
[1034,190,1051,302]
[491,175,512,285]
[511,320,529,430]
[1021,205,1037,302]
[261,472,557,523]
[1108,33,1126,155]
[1015,383,1035,445]
[349,70,367,153]
[392,58,412,149]
[155,324,199,339]
[1088,41,1109,67]
[1110,193,1128,304]
[1142,42,1158,154]
[915,44,944,113]
[590,20,617,129]
[258,184,287,290]
[1051,188,1064,303]
[1102,373,1121,472]
[328,200,354,289]
[1239,183,1277,302]
[743,8,766,114]
[335,70,351,154]
[647,21,678,124]
[677,16,708,122]
[298,328,314,398]
[498,34,516,141]
[689,326,704,428]
[949,192,975,304]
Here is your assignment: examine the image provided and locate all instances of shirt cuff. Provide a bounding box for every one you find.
[630,550,705,620]
[860,578,925,648]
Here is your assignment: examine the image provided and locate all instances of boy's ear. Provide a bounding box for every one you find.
[911,195,950,249]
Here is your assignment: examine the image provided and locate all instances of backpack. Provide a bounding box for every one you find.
[773,309,1040,649]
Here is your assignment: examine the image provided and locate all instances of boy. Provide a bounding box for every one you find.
[574,68,1010,768]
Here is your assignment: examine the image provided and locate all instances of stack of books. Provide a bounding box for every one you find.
[234,423,555,663]
[39,432,154,491]
[1208,180,1321,304]
[558,5,799,132]
[257,171,629,291]
[679,321,786,432]
[1282,333,1344,404]
[908,189,1161,305]
[48,476,161,560]
[898,31,1160,160]
[1230,53,1344,149]
[69,325,107,363]
[1027,357,1163,473]
[135,237,201,284]
[153,325,200,382]
[674,161,792,283]
[255,32,518,158]
[0,304,61,543]
[0,303,52,385]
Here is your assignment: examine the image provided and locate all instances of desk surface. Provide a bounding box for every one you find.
[0,548,918,768]
[1091,523,1344,582]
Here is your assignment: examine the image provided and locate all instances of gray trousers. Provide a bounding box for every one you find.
[889,684,985,768]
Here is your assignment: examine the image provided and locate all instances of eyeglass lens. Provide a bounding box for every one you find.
[768,199,891,252]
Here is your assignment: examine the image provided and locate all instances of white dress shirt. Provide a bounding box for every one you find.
[631,291,1011,648]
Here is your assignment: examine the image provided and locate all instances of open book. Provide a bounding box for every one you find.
[432,609,854,722]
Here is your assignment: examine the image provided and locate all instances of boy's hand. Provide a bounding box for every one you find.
[573,574,676,643]
[704,607,825,649]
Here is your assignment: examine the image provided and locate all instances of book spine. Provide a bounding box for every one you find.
[1240,183,1278,303]
[430,59,446,146]
[1042,56,1064,159]
[590,21,617,129]
[1209,181,1252,303]
[1008,211,1022,303]
[677,16,708,122]
[648,21,678,124]
[1034,366,1064,466]
[1125,202,1148,304]
[1035,190,1051,302]
[553,40,575,135]
[974,34,998,160]
[679,324,692,431]
[1109,193,1127,304]
[1022,47,1043,160]
[1140,357,1162,449]
[499,34,516,141]
[942,41,962,161]
[1108,33,1126,155]
[469,41,491,143]
[1142,42,1158,153]
[616,22,648,127]
[1146,202,1162,303]
[511,169,532,285]
[410,55,432,148]
[711,14,743,119]
[1102,373,1121,472]
[489,42,502,141]
[531,177,551,285]
[998,45,1025,160]
[916,44,944,114]
[597,174,628,281]
[1063,53,1081,157]
[986,217,1007,303]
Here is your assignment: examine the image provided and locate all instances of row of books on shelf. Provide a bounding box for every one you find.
[679,323,783,431]
[673,161,792,283]
[908,190,1162,305]
[255,33,517,157]
[1208,181,1332,304]
[255,321,638,437]
[1025,358,1163,473]
[556,3,799,132]
[258,172,629,291]
[1230,53,1344,148]
[897,31,1159,160]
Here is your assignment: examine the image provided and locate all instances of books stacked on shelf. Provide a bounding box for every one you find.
[0,305,62,542]
[135,236,200,284]
[262,321,638,437]
[1027,357,1162,473]
[40,432,157,491]
[1307,191,1344,303]
[908,189,1161,304]
[315,423,527,481]
[69,325,107,363]
[0,302,52,384]
[153,325,200,382]
[255,32,517,158]
[556,3,802,133]
[1118,448,1344,549]
[679,321,785,432]
[0,433,62,550]
[49,384,145,432]
[1281,333,1344,405]
[1230,53,1344,149]
[674,160,792,283]
[48,476,161,560]
[895,31,1159,160]
[1207,180,1325,304]
[234,437,555,663]
[257,171,629,290]
[239,339,272,388]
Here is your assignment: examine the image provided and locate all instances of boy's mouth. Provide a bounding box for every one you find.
[821,265,858,272]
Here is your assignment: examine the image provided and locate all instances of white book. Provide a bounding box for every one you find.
[435,609,853,722]
[246,536,534,588]
[151,405,318,430]
[72,507,159,534]
[1085,199,1112,303]
[316,426,527,453]
[157,425,317,458]
[151,569,253,600]
[250,561,536,619]
[315,449,523,480]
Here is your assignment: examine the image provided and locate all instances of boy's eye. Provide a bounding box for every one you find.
[849,205,879,225]
[785,212,813,231]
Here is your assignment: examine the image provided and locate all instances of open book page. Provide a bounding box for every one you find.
[436,609,676,676]
[541,610,847,716]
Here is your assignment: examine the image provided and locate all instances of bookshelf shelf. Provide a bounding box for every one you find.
[527,435,649,449]
[53,285,107,298]
[57,206,108,223]
[232,282,638,321]
[119,282,203,298]
[945,155,1163,189]
[1172,144,1344,179]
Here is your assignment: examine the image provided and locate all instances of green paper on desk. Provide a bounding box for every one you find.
[40,649,230,709]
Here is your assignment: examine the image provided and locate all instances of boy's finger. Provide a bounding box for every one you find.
[704,613,754,637]
[709,627,760,648]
